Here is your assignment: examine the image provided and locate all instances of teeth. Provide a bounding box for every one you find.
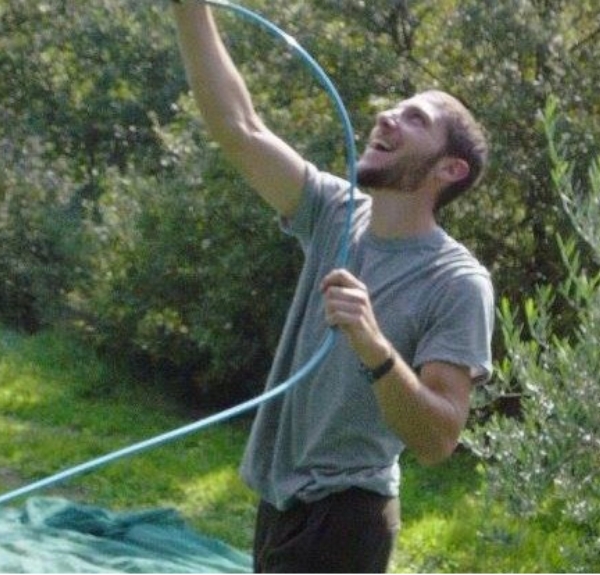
[371,138,392,152]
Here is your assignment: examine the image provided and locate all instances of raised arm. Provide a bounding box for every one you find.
[172,1,306,217]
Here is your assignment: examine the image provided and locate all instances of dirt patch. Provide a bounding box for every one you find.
[0,466,89,505]
[0,467,24,490]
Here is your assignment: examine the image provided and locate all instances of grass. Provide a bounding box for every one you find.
[0,327,256,551]
[0,327,590,572]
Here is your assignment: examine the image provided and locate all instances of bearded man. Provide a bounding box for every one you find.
[172,2,494,572]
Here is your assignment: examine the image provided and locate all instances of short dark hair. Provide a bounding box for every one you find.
[423,90,489,210]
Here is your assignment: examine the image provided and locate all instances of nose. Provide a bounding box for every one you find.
[376,109,399,131]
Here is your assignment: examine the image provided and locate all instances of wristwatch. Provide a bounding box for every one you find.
[360,354,395,384]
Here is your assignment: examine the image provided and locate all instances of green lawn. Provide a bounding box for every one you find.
[0,327,582,572]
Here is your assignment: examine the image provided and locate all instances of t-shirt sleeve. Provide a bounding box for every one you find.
[280,162,361,253]
[413,272,495,384]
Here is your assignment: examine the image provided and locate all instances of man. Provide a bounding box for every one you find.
[172,2,494,572]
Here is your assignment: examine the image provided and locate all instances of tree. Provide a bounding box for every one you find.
[465,99,600,572]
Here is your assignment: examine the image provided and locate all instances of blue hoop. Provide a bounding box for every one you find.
[0,0,357,506]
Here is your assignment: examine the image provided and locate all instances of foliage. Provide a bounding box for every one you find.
[1,0,599,403]
[0,0,185,334]
[0,0,183,180]
[68,111,301,402]
[464,101,600,572]
[0,137,80,331]
[393,453,590,573]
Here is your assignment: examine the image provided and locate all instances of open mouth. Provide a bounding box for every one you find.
[370,138,394,152]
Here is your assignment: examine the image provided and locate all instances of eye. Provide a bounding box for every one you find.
[406,109,427,127]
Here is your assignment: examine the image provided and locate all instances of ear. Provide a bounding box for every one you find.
[436,157,470,184]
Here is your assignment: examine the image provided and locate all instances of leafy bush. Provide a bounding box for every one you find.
[0,137,80,331]
[0,1,184,179]
[0,0,184,332]
[466,100,600,572]
[67,101,302,404]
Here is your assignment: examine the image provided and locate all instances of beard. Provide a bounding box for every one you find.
[357,149,445,193]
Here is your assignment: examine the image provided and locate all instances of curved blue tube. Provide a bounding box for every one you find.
[0,0,357,506]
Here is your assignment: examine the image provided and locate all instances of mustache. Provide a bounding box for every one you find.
[357,150,445,190]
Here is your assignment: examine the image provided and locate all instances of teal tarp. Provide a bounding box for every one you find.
[0,497,252,573]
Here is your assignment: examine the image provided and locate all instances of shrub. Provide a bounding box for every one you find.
[465,99,600,572]
[68,104,301,405]
[0,137,80,331]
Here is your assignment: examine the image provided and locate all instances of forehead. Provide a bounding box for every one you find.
[395,93,446,119]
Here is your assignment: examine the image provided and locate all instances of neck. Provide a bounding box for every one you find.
[368,188,438,239]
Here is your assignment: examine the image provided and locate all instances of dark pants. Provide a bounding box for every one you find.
[253,487,400,573]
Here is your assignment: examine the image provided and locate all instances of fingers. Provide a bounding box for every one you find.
[323,292,364,327]
[320,269,391,366]
[320,269,370,328]
[320,268,365,293]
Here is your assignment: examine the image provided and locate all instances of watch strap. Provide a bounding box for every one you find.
[360,354,395,384]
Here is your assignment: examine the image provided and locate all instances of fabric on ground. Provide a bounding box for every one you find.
[0,496,252,573]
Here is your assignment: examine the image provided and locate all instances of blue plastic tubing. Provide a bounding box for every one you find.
[0,0,357,506]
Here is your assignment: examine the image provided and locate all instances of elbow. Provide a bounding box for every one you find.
[412,436,460,467]
[207,116,254,150]
[212,117,266,163]
[381,417,460,466]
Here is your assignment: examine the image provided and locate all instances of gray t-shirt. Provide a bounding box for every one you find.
[240,163,495,511]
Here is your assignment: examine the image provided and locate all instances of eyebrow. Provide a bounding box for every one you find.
[400,104,431,123]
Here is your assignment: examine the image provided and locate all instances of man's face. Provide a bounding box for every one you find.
[356,93,449,192]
